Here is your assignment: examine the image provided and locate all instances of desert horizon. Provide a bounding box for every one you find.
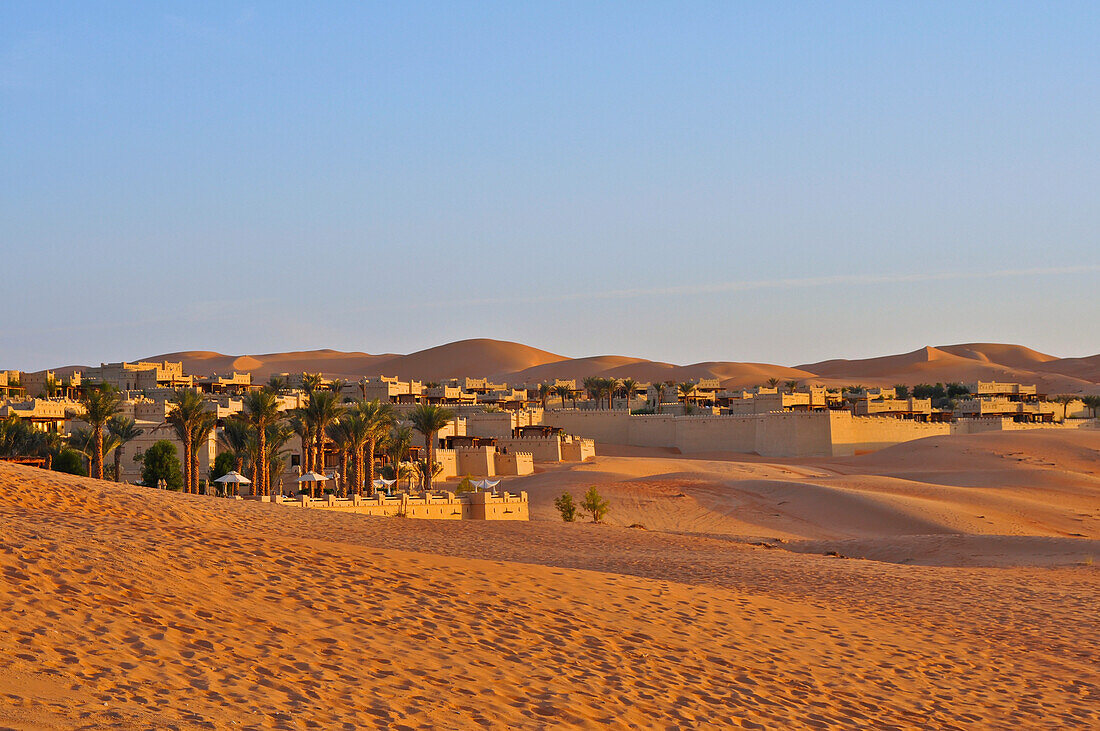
[29,337,1100,395]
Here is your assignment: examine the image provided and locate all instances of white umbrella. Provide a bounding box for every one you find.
[296,471,328,497]
[215,470,251,485]
[484,479,501,493]
[214,470,251,496]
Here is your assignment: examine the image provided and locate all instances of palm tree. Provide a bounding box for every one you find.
[554,384,571,410]
[414,459,442,491]
[36,430,65,471]
[537,383,552,411]
[328,378,347,397]
[79,385,122,480]
[582,377,598,406]
[300,372,324,396]
[408,403,455,491]
[288,411,313,473]
[603,378,621,410]
[165,389,208,494]
[384,425,413,490]
[265,375,287,393]
[358,399,395,495]
[1081,395,1100,420]
[326,419,352,497]
[784,380,799,393]
[304,391,344,476]
[243,390,282,496]
[218,415,252,475]
[678,381,696,406]
[621,378,638,408]
[765,377,780,389]
[264,423,294,496]
[107,416,144,483]
[189,410,218,494]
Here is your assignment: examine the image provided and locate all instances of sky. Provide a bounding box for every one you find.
[2,1,1098,371]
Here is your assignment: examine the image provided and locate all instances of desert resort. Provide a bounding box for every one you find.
[1,358,1097,520]
[1,349,1098,728]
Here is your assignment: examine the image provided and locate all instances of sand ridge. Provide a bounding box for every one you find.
[42,338,1100,392]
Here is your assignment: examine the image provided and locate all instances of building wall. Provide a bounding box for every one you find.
[456,446,496,477]
[496,437,563,462]
[560,438,596,462]
[494,451,534,476]
[826,412,951,456]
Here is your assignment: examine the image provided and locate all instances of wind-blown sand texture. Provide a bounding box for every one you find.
[2,429,1098,728]
[48,339,1100,392]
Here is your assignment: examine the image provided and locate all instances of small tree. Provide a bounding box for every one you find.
[456,475,477,493]
[553,492,577,522]
[209,451,236,484]
[52,448,87,476]
[139,440,184,491]
[580,486,609,523]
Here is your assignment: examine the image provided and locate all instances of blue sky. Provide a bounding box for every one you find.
[2,2,1098,371]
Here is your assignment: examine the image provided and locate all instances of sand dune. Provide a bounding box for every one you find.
[510,430,1100,559]
[1,459,1097,728]
[40,338,1100,392]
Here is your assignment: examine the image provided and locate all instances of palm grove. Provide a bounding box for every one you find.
[1,376,463,496]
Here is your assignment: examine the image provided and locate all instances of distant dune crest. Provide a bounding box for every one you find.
[60,338,1098,392]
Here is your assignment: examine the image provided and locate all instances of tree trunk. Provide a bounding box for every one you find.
[339,449,348,497]
[354,446,363,497]
[94,425,104,480]
[192,444,200,495]
[114,447,122,483]
[425,432,434,491]
[367,437,377,495]
[258,427,267,496]
[182,431,193,494]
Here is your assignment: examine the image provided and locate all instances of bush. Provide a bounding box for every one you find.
[554,492,577,522]
[456,475,477,493]
[139,440,184,491]
[580,486,609,523]
[52,448,87,476]
[631,406,655,415]
[209,452,236,484]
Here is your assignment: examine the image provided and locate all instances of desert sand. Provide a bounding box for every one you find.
[48,338,1100,393]
[2,429,1098,729]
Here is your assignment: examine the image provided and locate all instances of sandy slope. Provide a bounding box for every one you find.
[2,433,1098,729]
[45,339,1100,392]
[509,430,1100,565]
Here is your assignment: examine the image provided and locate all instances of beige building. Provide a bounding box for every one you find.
[82,361,192,392]
[957,382,1054,422]
[0,398,71,432]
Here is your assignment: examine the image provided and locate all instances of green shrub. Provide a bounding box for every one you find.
[139,440,184,491]
[52,448,87,476]
[580,486,609,523]
[553,492,577,522]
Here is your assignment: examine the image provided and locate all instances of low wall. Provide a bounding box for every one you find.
[827,412,951,456]
[257,490,529,521]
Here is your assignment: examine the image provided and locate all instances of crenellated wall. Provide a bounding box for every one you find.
[494,451,534,475]
[256,490,529,521]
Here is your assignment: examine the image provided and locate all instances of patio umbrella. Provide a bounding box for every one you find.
[296,471,328,498]
[214,470,251,496]
[484,479,501,493]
